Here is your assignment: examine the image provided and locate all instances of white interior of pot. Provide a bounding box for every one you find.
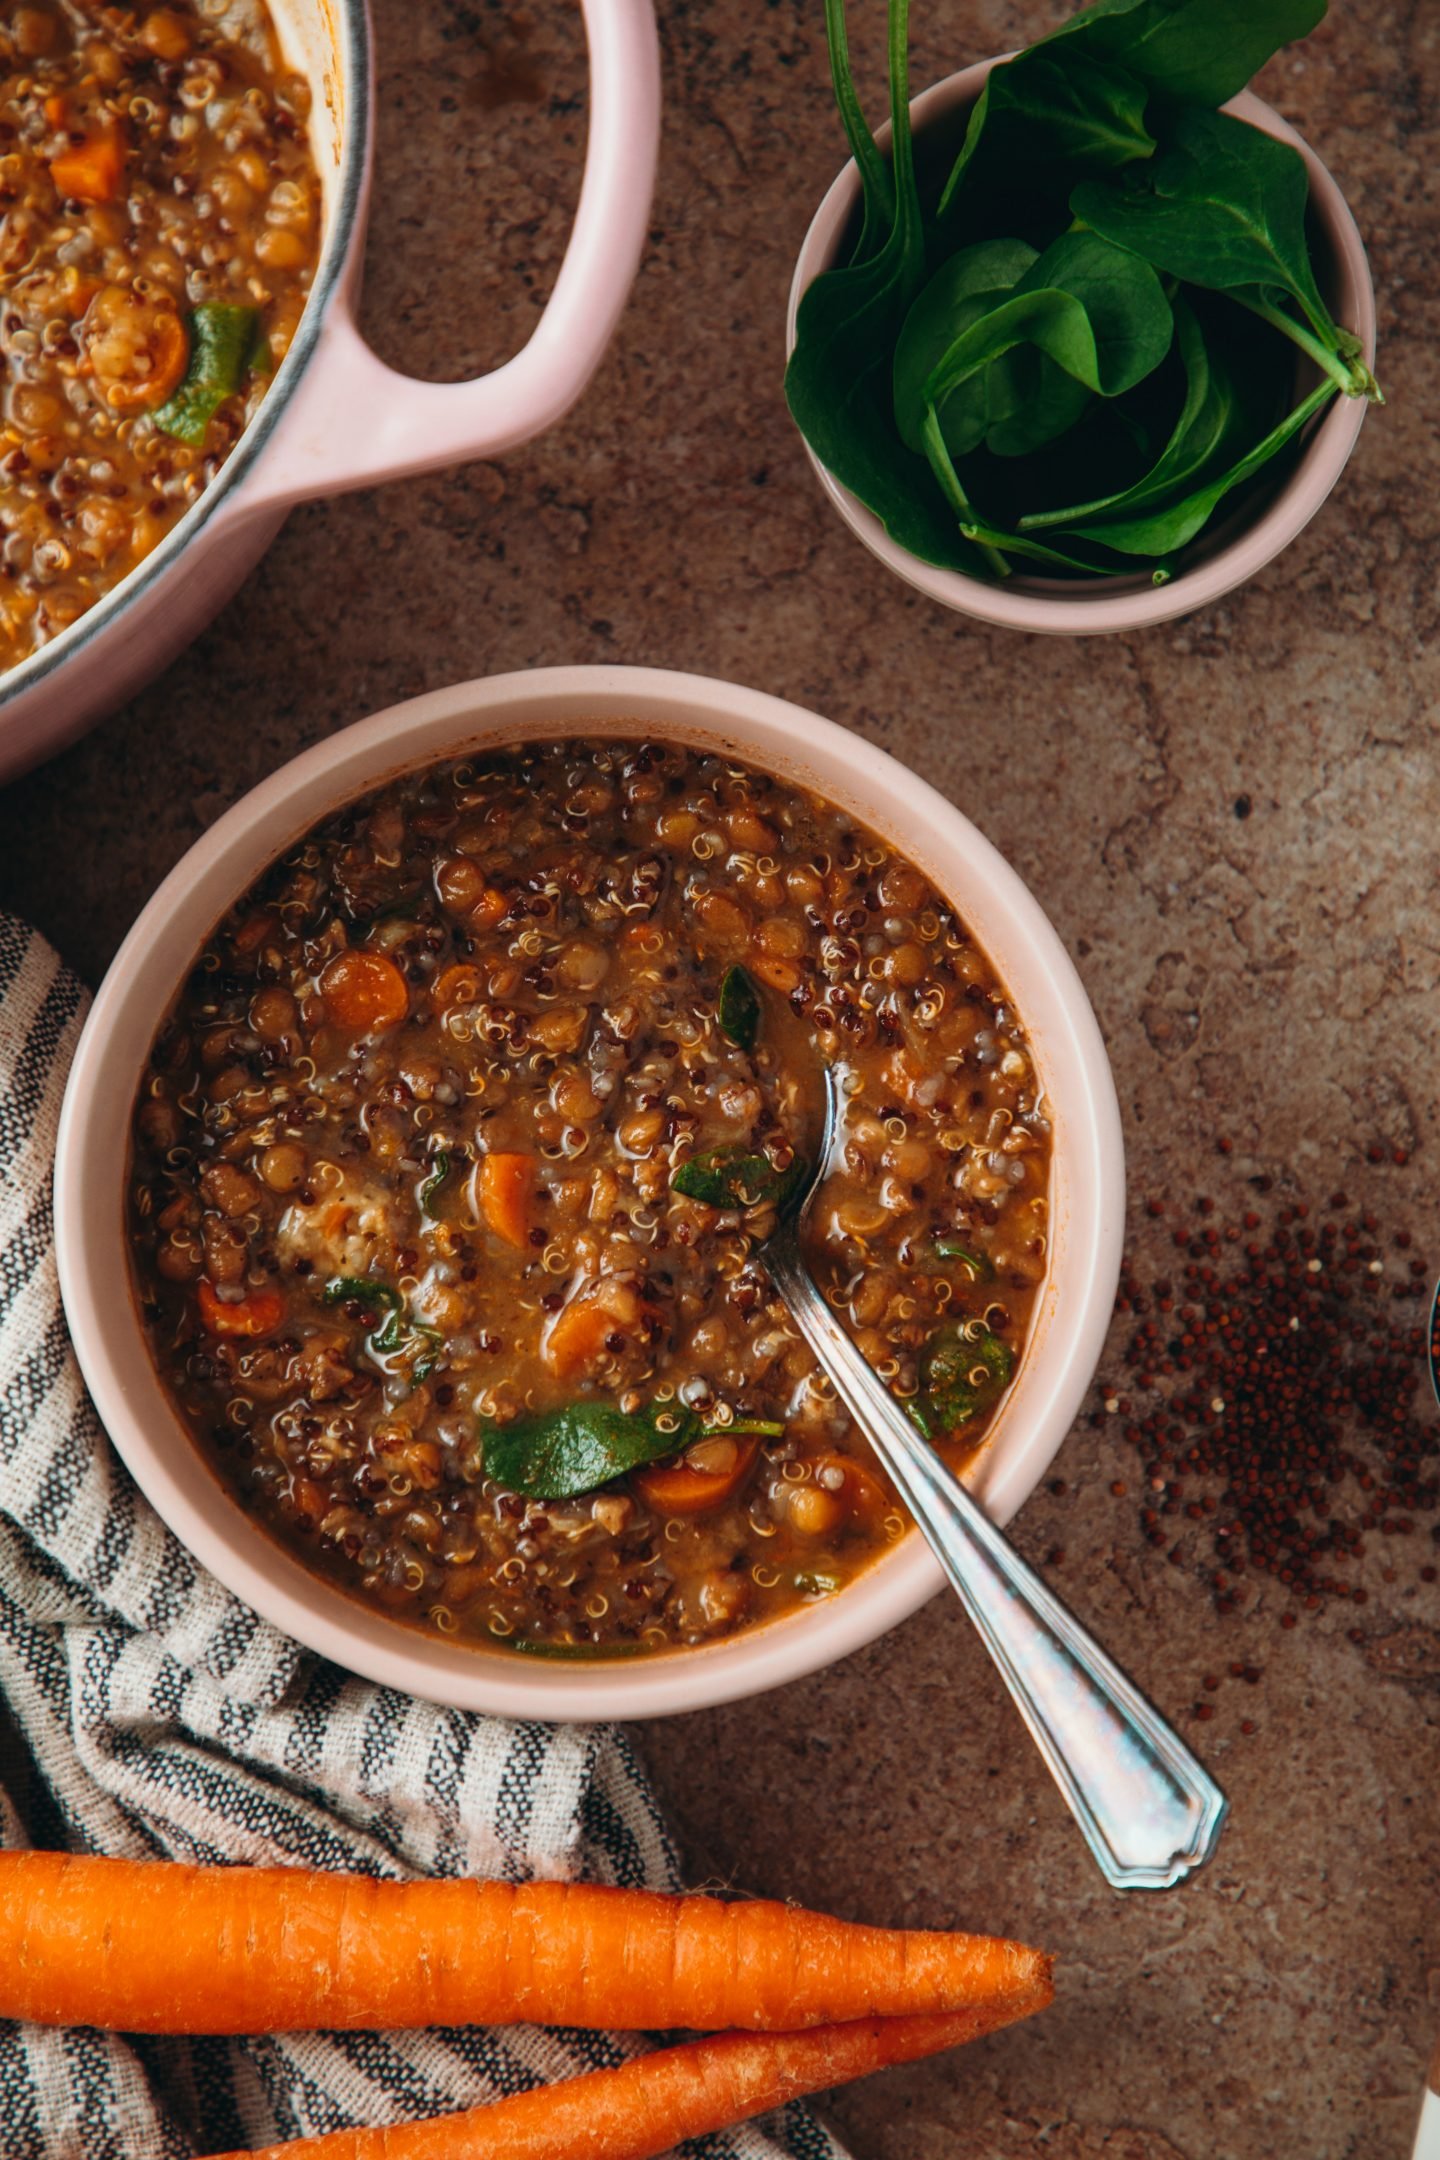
[264,0,349,217]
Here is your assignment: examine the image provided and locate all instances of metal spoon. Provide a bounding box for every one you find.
[759,1067,1228,1892]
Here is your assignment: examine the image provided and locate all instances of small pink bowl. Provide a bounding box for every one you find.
[55,667,1124,1722]
[786,60,1377,636]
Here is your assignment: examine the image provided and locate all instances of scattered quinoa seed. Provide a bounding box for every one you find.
[1096,1165,1437,1720]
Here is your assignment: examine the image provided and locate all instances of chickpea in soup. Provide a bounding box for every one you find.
[0,0,320,672]
[128,740,1052,1655]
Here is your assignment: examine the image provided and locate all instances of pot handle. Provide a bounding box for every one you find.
[247,0,659,513]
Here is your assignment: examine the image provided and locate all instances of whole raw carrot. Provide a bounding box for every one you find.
[0,1852,1050,2037]
[203,1993,1052,2160]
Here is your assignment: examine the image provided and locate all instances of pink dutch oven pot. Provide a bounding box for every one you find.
[0,0,661,782]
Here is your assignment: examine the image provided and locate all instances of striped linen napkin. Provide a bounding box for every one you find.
[0,913,841,2160]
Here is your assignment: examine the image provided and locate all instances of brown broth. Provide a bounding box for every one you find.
[128,740,1053,1656]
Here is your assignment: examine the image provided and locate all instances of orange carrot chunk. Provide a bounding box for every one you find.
[634,1438,760,1517]
[197,1280,283,1340]
[0,1854,1053,2037]
[319,950,409,1032]
[199,2002,1052,2160]
[475,1151,534,1248]
[542,1294,616,1376]
[51,124,126,203]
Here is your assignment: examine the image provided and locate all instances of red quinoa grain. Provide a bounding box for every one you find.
[1098,1180,1438,1633]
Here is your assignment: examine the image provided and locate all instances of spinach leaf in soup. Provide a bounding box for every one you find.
[510,1636,650,1660]
[1040,0,1327,108]
[718,965,761,1051]
[911,1321,1015,1441]
[418,1149,455,1219]
[323,1275,442,1384]
[672,1146,808,1211]
[155,303,260,446]
[481,1401,701,1501]
[481,1401,787,1501]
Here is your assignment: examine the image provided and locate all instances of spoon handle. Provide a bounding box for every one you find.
[767,1237,1228,1892]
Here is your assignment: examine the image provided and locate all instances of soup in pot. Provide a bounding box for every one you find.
[0,0,321,672]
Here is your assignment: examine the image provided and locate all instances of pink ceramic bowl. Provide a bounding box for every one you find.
[0,0,661,782]
[55,666,1125,1721]
[786,60,1377,636]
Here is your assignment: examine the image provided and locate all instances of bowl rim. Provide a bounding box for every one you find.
[785,60,1377,636]
[54,664,1126,1721]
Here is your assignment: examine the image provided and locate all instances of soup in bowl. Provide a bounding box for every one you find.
[56,666,1124,1719]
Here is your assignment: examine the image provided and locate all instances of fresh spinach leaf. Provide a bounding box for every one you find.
[1017,290,1221,527]
[482,1400,701,1500]
[936,49,1154,236]
[894,239,1084,461]
[956,511,1163,580]
[983,342,1096,458]
[823,0,894,265]
[786,0,994,578]
[672,1145,808,1211]
[718,965,761,1050]
[789,0,1371,590]
[910,1321,1015,1440]
[1071,108,1350,372]
[896,238,1039,402]
[911,236,1172,535]
[1041,0,1327,109]
[1068,372,1336,553]
[922,232,1173,414]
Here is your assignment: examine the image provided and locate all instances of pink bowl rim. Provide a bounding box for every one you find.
[54,665,1125,1721]
[785,63,1377,635]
